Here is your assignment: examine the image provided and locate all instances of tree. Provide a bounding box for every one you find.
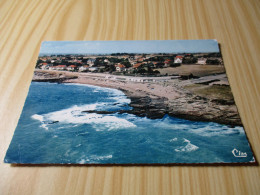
[206,59,220,65]
[121,61,131,68]
[153,70,160,75]
[137,69,147,74]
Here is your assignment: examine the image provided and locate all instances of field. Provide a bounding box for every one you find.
[156,65,225,77]
[184,84,234,100]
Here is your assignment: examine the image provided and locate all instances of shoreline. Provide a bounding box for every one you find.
[33,69,243,127]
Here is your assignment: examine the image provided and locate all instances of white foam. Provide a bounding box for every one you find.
[175,138,199,152]
[189,124,245,137]
[169,138,178,142]
[32,115,49,130]
[31,83,134,131]
[40,124,49,130]
[94,154,113,160]
[32,114,44,122]
[64,83,130,104]
[31,103,136,131]
[79,159,89,164]
[65,83,123,95]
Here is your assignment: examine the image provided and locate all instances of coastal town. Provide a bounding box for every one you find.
[36,53,223,76]
[33,52,242,127]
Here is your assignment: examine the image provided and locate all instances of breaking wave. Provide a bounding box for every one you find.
[31,104,136,131]
[189,123,245,137]
[175,138,199,152]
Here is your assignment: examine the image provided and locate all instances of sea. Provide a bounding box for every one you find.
[4,82,255,164]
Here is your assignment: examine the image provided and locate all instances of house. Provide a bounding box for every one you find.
[56,65,67,70]
[197,57,207,65]
[115,64,126,72]
[133,63,143,69]
[41,64,50,70]
[67,65,77,71]
[137,57,144,62]
[134,55,142,59]
[87,59,96,67]
[129,59,135,66]
[89,67,99,72]
[49,66,57,70]
[164,59,173,67]
[174,56,183,64]
[79,65,89,72]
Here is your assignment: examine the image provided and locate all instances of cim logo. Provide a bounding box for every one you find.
[232,148,247,158]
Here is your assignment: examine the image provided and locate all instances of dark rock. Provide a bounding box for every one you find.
[211,99,235,105]
[82,110,118,114]
[43,121,59,124]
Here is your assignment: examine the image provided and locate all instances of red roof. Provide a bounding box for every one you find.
[164,59,172,63]
[58,65,66,67]
[42,63,48,65]
[137,58,144,62]
[175,56,183,59]
[133,63,142,68]
[69,65,77,68]
[115,64,125,68]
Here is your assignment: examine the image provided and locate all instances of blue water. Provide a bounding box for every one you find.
[4,82,255,164]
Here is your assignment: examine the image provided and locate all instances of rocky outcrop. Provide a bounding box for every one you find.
[32,70,77,83]
[167,96,242,127]
[122,90,243,126]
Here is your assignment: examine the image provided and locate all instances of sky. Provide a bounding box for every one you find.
[39,40,219,55]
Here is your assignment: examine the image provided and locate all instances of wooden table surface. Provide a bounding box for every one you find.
[0,0,260,194]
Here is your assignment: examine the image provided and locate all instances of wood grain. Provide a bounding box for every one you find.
[0,0,260,194]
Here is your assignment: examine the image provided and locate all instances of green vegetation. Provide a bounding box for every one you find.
[184,84,234,100]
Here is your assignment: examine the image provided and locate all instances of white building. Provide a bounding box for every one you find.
[67,65,77,71]
[87,59,95,67]
[115,64,126,72]
[89,67,99,72]
[174,56,183,64]
[79,65,89,72]
[197,57,207,65]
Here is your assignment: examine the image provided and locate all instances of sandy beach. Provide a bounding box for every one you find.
[33,69,242,126]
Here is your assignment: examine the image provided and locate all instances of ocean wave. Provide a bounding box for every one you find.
[64,83,124,95]
[189,124,245,137]
[32,114,44,122]
[169,138,178,142]
[31,104,136,131]
[32,114,49,130]
[175,138,199,152]
[31,83,134,131]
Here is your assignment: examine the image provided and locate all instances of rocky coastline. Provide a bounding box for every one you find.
[119,89,242,127]
[32,70,243,127]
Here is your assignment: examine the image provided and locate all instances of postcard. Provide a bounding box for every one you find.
[4,40,256,165]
